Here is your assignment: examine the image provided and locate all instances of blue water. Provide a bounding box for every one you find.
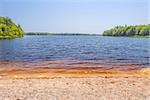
[0,35,149,67]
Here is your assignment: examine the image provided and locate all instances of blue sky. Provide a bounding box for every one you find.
[0,0,149,34]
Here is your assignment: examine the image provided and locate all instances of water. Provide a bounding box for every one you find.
[0,35,149,67]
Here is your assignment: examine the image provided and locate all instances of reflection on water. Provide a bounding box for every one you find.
[0,35,149,68]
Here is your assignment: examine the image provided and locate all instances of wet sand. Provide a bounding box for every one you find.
[0,66,150,79]
[0,66,150,100]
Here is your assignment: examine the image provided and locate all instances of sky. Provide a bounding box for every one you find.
[0,0,149,34]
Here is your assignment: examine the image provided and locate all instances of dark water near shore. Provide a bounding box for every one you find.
[0,35,149,67]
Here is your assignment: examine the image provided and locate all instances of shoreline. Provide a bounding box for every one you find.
[0,66,150,99]
[0,67,150,100]
[0,66,150,79]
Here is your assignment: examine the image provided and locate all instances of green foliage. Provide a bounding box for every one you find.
[129,35,150,38]
[102,25,150,37]
[0,17,24,39]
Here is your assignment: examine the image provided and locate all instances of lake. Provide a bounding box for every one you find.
[0,35,149,68]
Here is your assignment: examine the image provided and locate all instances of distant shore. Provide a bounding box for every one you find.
[25,33,150,38]
[25,32,100,36]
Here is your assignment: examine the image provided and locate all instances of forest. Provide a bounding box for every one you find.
[103,24,150,37]
[0,17,24,39]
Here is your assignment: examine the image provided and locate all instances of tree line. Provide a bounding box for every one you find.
[26,32,98,36]
[103,24,150,36]
[0,17,24,39]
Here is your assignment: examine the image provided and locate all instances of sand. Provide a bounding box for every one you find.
[0,67,150,100]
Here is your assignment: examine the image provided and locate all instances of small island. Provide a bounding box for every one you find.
[0,17,24,39]
[103,24,150,38]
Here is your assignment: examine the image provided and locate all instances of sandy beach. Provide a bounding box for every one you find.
[0,67,150,100]
[0,0,150,99]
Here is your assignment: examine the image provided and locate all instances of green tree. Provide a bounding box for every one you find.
[0,16,24,39]
[102,24,150,37]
